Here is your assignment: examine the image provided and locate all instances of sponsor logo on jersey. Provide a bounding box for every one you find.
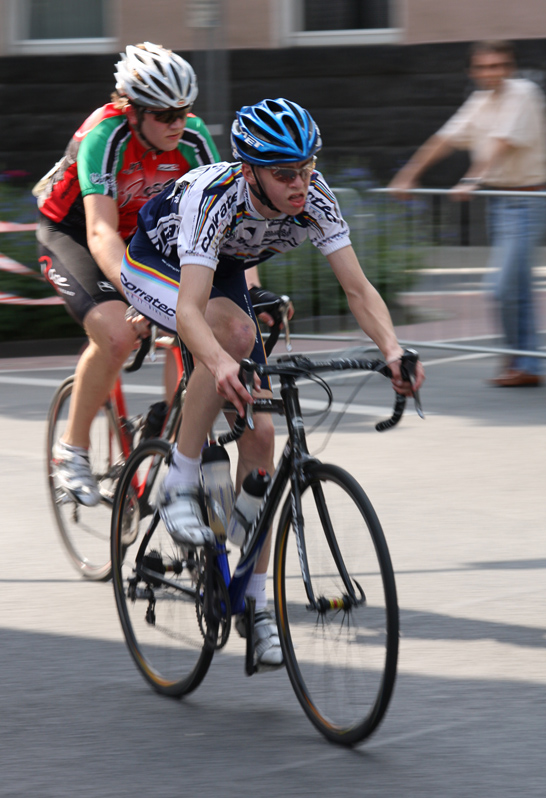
[201,193,238,253]
[120,272,176,318]
[90,172,115,188]
[121,162,143,175]
[98,281,116,292]
[157,164,180,171]
[308,193,338,223]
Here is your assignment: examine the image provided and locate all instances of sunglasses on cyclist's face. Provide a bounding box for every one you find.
[263,157,316,184]
[143,107,190,125]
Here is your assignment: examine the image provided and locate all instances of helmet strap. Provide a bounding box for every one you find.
[249,166,280,214]
[130,106,164,155]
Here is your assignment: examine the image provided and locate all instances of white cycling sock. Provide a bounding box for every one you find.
[162,447,201,490]
[246,571,267,611]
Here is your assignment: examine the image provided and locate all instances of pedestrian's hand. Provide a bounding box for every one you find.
[450,182,477,202]
[388,174,418,201]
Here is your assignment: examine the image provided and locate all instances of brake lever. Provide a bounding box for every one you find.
[280,295,292,352]
[401,348,424,419]
[148,324,158,363]
[402,349,424,420]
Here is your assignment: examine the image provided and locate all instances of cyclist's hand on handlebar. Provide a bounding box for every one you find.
[388,353,425,396]
[249,286,294,328]
[215,355,260,418]
[125,305,151,339]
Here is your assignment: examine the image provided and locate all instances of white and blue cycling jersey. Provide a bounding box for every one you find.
[121,160,352,339]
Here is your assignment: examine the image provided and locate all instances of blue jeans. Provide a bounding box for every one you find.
[486,194,546,374]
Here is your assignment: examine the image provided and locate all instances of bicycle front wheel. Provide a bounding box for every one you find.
[275,462,399,746]
[111,439,215,697]
[46,376,124,581]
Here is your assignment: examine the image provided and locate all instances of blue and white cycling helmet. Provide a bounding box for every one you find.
[231,98,322,165]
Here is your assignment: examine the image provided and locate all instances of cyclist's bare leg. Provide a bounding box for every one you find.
[163,347,180,404]
[173,297,275,573]
[62,300,138,449]
[234,400,275,573]
[175,296,258,458]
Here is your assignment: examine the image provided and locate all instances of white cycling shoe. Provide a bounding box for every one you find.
[157,483,215,547]
[236,608,284,670]
[52,440,101,507]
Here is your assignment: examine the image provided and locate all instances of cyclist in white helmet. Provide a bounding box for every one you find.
[35,42,219,507]
[121,97,425,670]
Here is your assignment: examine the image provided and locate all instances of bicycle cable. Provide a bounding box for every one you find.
[308,370,375,457]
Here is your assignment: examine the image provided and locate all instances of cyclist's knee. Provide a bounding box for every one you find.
[207,301,256,360]
[219,315,256,361]
[85,303,138,364]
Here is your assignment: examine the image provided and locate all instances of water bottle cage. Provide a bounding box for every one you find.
[205,494,231,536]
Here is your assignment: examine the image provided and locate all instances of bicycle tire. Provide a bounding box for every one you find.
[274,461,399,746]
[111,438,215,697]
[46,375,124,581]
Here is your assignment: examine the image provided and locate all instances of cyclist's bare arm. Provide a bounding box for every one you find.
[83,193,126,294]
[327,245,425,394]
[177,263,259,415]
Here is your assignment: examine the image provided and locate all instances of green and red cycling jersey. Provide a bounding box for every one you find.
[36,103,219,241]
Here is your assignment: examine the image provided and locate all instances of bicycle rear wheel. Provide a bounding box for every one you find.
[275,462,399,746]
[46,376,124,581]
[111,439,215,697]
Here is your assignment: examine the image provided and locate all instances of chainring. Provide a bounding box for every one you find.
[195,569,231,650]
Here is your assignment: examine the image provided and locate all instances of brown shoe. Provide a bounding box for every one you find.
[488,369,542,387]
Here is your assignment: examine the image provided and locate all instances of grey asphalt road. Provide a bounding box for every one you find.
[0,344,544,798]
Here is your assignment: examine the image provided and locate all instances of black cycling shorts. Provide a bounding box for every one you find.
[37,214,127,326]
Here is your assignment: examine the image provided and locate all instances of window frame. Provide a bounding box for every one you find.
[279,0,402,47]
[7,0,117,55]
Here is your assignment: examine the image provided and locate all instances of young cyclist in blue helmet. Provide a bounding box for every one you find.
[121,98,425,669]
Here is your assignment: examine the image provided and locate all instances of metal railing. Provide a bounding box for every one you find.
[363,187,546,360]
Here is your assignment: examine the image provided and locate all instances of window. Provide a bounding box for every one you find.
[9,0,116,54]
[282,0,401,46]
[304,1,390,32]
[27,0,106,40]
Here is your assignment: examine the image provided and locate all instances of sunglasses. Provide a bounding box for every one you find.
[143,107,190,125]
[471,61,513,71]
[263,157,316,184]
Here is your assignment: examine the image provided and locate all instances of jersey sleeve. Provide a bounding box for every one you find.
[304,174,352,255]
[77,117,125,200]
[179,115,221,168]
[177,164,238,269]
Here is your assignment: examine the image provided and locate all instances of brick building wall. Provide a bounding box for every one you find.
[1,39,546,185]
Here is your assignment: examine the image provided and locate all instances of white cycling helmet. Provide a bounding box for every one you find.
[114,42,198,109]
